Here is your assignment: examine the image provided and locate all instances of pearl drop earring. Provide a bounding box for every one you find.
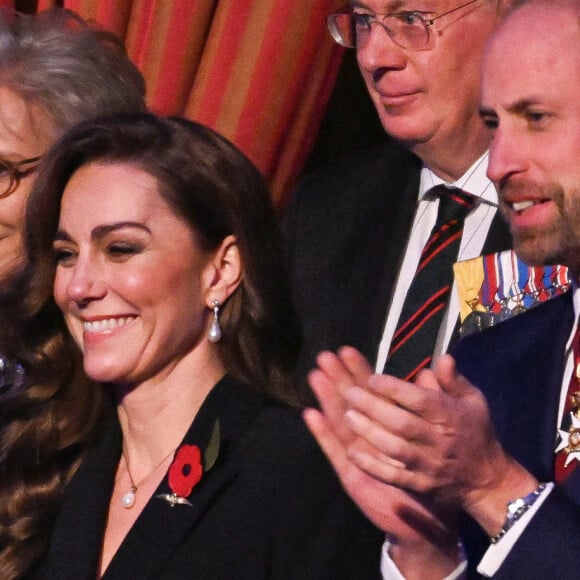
[208,300,222,343]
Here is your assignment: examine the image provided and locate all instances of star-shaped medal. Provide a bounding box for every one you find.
[556,413,580,467]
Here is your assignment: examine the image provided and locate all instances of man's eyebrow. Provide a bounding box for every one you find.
[54,222,151,242]
[505,98,544,114]
[350,0,408,11]
[479,98,545,118]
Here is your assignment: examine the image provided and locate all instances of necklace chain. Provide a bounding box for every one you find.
[121,447,176,509]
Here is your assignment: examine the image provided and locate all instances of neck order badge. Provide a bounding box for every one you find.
[555,326,580,482]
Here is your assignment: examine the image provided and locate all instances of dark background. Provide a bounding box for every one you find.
[301,50,390,176]
[15,0,38,12]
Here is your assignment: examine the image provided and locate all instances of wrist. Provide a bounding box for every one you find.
[465,458,538,536]
[489,481,547,544]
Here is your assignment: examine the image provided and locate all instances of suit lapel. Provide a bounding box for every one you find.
[37,404,121,579]
[103,376,264,579]
[501,293,573,480]
[457,292,574,481]
[364,162,420,360]
[336,146,421,362]
[561,458,580,502]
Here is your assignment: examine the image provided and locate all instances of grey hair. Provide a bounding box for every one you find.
[0,8,146,135]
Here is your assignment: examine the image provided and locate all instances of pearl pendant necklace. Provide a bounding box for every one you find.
[121,447,176,509]
[121,485,137,509]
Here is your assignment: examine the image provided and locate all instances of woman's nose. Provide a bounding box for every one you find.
[64,257,107,305]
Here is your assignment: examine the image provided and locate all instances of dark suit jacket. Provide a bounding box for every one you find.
[452,291,580,578]
[284,140,513,382]
[32,376,383,579]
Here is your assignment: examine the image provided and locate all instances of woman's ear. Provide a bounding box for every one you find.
[203,235,242,306]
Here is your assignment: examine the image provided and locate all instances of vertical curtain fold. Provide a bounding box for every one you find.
[126,0,215,116]
[39,0,344,205]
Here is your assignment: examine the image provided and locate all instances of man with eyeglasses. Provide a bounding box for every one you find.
[285,0,516,385]
[304,0,580,577]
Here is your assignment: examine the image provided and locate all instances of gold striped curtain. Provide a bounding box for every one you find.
[33,0,345,206]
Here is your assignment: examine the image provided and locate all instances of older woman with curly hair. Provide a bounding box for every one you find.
[0,7,147,578]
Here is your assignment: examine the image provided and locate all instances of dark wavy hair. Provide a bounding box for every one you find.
[0,113,302,577]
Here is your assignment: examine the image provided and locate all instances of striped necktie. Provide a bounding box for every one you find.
[383,185,477,381]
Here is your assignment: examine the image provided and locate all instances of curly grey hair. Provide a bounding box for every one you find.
[0,8,146,135]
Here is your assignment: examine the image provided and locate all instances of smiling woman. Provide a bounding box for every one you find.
[0,113,383,579]
[52,162,219,389]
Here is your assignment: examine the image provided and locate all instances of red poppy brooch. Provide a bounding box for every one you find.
[156,419,220,508]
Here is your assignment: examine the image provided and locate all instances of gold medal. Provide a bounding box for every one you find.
[454,256,485,323]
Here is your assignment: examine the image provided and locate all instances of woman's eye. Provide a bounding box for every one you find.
[53,248,76,265]
[107,243,141,257]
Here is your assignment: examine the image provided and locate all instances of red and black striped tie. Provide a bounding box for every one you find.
[383,185,477,381]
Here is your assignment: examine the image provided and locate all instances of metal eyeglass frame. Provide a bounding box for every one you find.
[327,0,482,50]
[0,156,42,198]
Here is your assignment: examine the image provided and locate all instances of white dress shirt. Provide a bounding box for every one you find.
[375,152,498,372]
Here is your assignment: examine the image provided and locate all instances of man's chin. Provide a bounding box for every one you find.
[378,113,432,150]
[513,236,564,268]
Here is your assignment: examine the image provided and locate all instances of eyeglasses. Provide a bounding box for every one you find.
[0,156,42,199]
[327,0,482,50]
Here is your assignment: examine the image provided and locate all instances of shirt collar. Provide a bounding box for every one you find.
[418,152,497,205]
[567,283,580,351]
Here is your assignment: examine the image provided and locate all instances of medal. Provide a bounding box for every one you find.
[555,347,580,472]
[457,252,572,337]
[556,408,580,468]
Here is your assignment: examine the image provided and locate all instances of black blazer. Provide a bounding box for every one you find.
[284,141,512,382]
[33,376,383,579]
[452,292,580,578]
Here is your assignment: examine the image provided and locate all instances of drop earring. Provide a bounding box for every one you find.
[208,300,222,343]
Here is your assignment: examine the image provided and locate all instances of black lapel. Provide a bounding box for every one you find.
[37,403,121,579]
[103,376,264,580]
[335,145,422,362]
[561,458,580,502]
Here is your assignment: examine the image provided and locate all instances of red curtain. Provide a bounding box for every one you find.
[30,0,345,206]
